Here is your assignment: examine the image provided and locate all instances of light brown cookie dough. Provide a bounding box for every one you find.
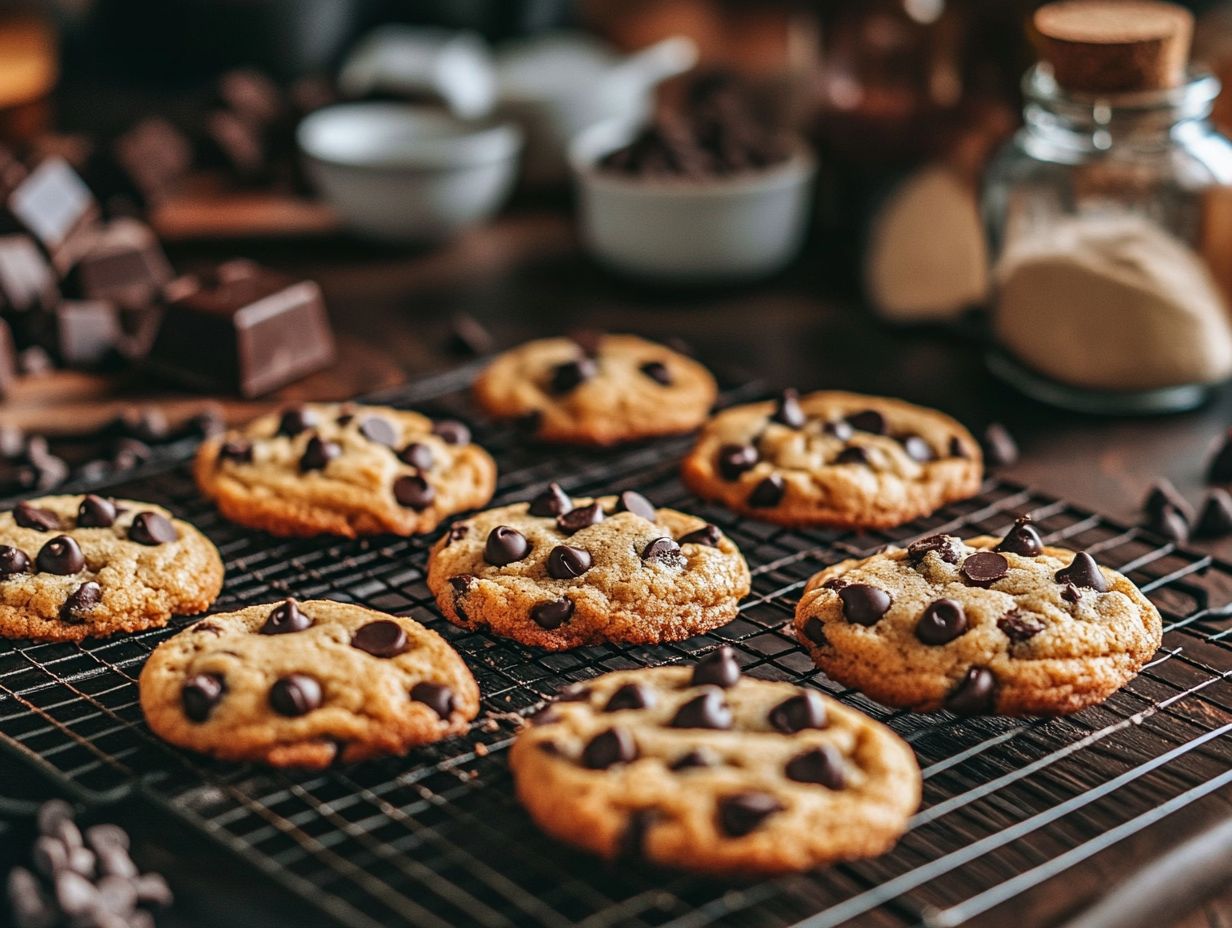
[793,519,1163,715]
[425,487,750,651]
[681,390,982,528]
[510,656,921,874]
[472,334,718,445]
[0,495,223,642]
[139,600,479,768]
[195,402,497,538]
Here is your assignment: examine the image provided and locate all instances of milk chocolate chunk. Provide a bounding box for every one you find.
[1,157,98,273]
[846,409,887,435]
[64,218,172,310]
[146,261,335,398]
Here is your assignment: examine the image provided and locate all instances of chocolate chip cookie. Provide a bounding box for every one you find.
[139,600,479,768]
[681,390,982,528]
[195,402,497,537]
[510,654,921,874]
[425,487,751,650]
[793,519,1163,715]
[0,495,223,642]
[472,334,717,445]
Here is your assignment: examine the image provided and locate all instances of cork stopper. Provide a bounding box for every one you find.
[1032,0,1193,93]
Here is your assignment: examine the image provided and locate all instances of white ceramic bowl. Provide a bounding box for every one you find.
[570,119,817,283]
[298,103,522,244]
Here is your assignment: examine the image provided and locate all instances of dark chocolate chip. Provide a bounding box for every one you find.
[260,599,311,635]
[717,792,783,837]
[182,673,225,722]
[669,691,733,729]
[1207,429,1232,484]
[945,667,997,715]
[447,523,469,544]
[998,610,1045,642]
[0,545,31,577]
[300,435,341,472]
[128,511,178,545]
[77,495,117,528]
[605,683,655,712]
[351,620,411,658]
[547,544,592,579]
[13,501,60,531]
[639,360,672,385]
[717,443,758,480]
[846,409,886,434]
[449,574,476,595]
[582,728,638,769]
[485,525,530,565]
[219,438,254,464]
[549,357,598,393]
[785,745,845,789]
[949,435,969,458]
[670,748,718,771]
[747,474,785,507]
[678,524,721,547]
[569,330,603,356]
[358,416,396,446]
[528,482,572,517]
[901,435,935,462]
[1195,489,1232,539]
[277,406,316,436]
[771,388,805,428]
[1146,504,1189,543]
[394,474,436,510]
[915,598,968,645]
[432,420,471,445]
[397,442,435,470]
[835,446,871,466]
[1061,582,1082,604]
[269,674,323,717]
[1055,552,1108,592]
[616,809,657,861]
[641,536,684,566]
[839,584,891,625]
[411,682,455,719]
[982,423,1018,468]
[36,535,84,575]
[112,437,153,469]
[823,419,855,440]
[692,646,741,688]
[802,616,828,646]
[60,582,101,623]
[531,598,574,629]
[556,501,604,534]
[768,691,827,733]
[961,551,1008,587]
[821,577,849,591]
[996,515,1043,557]
[908,534,960,564]
[1143,479,1193,523]
[615,490,656,521]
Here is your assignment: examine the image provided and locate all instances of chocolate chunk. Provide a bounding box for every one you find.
[822,577,850,591]
[65,217,171,310]
[445,312,493,356]
[901,435,935,462]
[717,792,783,837]
[678,524,722,547]
[446,523,469,545]
[219,438,253,464]
[1147,504,1190,543]
[182,673,225,722]
[998,610,1045,642]
[1055,552,1108,592]
[60,582,101,623]
[3,157,98,273]
[50,299,125,367]
[670,691,733,729]
[432,420,471,446]
[1061,582,1082,604]
[641,537,684,566]
[260,599,311,635]
[1208,429,1232,483]
[771,388,805,428]
[394,474,436,510]
[670,748,717,770]
[14,501,60,532]
[0,234,57,317]
[615,490,656,521]
[529,482,572,517]
[1143,479,1193,523]
[531,598,574,629]
[945,667,997,715]
[547,544,592,579]
[128,511,178,545]
[785,745,845,789]
[996,515,1043,556]
[77,495,117,528]
[549,357,598,394]
[485,525,530,565]
[449,574,476,595]
[717,443,759,480]
[398,442,434,470]
[948,436,969,458]
[768,691,827,733]
[269,674,323,717]
[0,545,31,577]
[692,646,741,688]
[839,584,892,625]
[747,474,785,507]
[982,423,1019,468]
[359,416,396,446]
[605,683,654,712]
[617,809,657,861]
[961,551,1008,587]
[36,535,84,575]
[915,598,968,645]
[1195,489,1232,539]
[300,435,341,472]
[846,409,887,434]
[557,502,604,534]
[639,360,672,386]
[351,620,410,658]
[907,534,960,564]
[582,728,638,769]
[802,616,828,646]
[411,682,454,719]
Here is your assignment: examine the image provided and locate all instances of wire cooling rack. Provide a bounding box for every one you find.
[0,365,1230,928]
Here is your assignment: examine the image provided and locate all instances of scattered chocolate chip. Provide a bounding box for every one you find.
[485,525,530,565]
[916,598,968,645]
[60,582,101,623]
[615,491,656,521]
[77,495,117,528]
[717,443,759,481]
[1195,489,1232,539]
[839,584,892,625]
[36,535,84,575]
[998,610,1045,642]
[823,419,855,441]
[670,691,733,729]
[547,544,592,579]
[1061,582,1082,604]
[641,537,684,566]
[128,511,178,545]
[269,674,322,717]
[219,438,253,464]
[901,435,935,462]
[802,616,828,646]
[639,360,672,385]
[1207,429,1232,484]
[531,598,574,629]
[277,406,316,436]
[692,646,741,688]
[616,809,657,861]
[1055,552,1108,592]
[260,599,312,635]
[582,728,638,769]
[835,446,871,466]
[605,683,654,712]
[0,545,31,577]
[549,357,598,394]
[398,442,435,470]
[529,482,572,517]
[996,515,1043,556]
[432,420,471,446]
[358,417,396,446]
[350,620,410,658]
[182,673,225,722]
[670,748,718,771]
[411,682,455,719]
[717,792,782,837]
[394,474,436,510]
[1143,479,1193,523]
[678,524,721,547]
[785,745,845,788]
[771,389,805,428]
[908,534,960,564]
[747,474,785,507]
[13,501,60,531]
[769,691,827,733]
[1147,504,1190,543]
[846,410,887,434]
[300,435,341,472]
[945,667,997,715]
[982,423,1018,468]
[948,436,970,458]
[557,502,604,534]
[961,551,1008,587]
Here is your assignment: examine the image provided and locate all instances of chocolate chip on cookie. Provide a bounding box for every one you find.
[670,691,733,730]
[639,360,672,386]
[36,535,84,575]
[393,474,435,510]
[747,474,785,507]
[717,443,758,480]
[398,442,435,471]
[485,526,531,565]
[529,483,572,517]
[960,551,1008,587]
[269,674,322,717]
[531,598,574,629]
[431,420,471,446]
[839,584,892,625]
[846,410,887,435]
[945,667,997,715]
[547,545,592,579]
[358,416,397,447]
[60,582,101,623]
[0,546,31,576]
[995,515,1043,557]
[771,389,805,428]
[77,495,118,528]
[128,512,178,546]
[556,502,604,534]
[614,491,656,521]
[351,620,410,657]
[550,357,598,394]
[692,646,741,688]
[14,502,60,532]
[678,524,722,547]
[277,406,316,437]
[1054,552,1108,592]
[260,599,312,635]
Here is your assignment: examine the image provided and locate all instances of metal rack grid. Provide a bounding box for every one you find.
[1,366,1230,928]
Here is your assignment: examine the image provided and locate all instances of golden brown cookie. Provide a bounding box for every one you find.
[139,600,479,768]
[681,389,982,528]
[472,334,717,445]
[510,656,921,874]
[195,402,496,538]
[793,519,1163,715]
[0,495,223,642]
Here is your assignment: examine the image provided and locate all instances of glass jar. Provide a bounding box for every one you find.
[982,65,1232,413]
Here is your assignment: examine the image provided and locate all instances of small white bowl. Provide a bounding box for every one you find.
[570,119,816,283]
[298,103,522,244]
